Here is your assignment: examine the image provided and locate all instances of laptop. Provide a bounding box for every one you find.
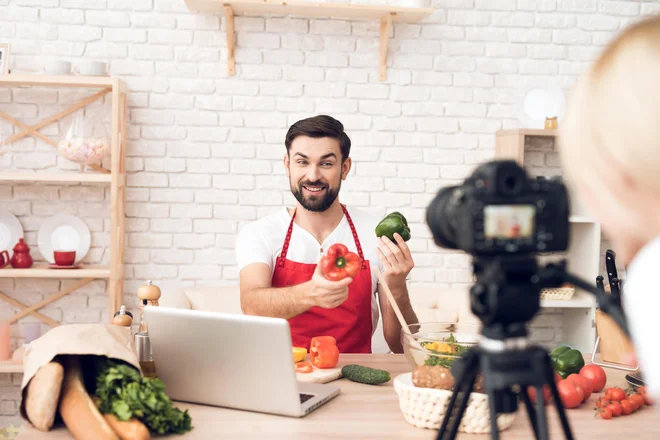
[144,306,340,417]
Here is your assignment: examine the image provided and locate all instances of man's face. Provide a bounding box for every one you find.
[284,136,351,212]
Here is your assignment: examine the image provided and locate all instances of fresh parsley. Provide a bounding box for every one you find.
[93,357,192,435]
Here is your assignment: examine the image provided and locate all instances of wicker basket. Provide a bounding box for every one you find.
[539,286,575,301]
[393,373,517,433]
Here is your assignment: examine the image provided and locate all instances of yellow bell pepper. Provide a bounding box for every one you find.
[292,347,307,363]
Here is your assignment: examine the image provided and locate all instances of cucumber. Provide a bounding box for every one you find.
[341,364,391,385]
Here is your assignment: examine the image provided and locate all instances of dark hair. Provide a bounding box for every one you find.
[285,115,351,161]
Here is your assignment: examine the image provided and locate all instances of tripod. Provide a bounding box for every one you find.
[435,256,630,440]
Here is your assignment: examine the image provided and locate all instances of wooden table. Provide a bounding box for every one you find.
[17,354,660,439]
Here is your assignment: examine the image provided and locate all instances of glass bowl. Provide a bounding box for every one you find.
[401,322,481,370]
[57,136,111,165]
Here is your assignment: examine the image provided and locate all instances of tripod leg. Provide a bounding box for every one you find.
[486,388,500,440]
[519,387,540,440]
[535,386,549,440]
[546,366,574,440]
[437,353,480,440]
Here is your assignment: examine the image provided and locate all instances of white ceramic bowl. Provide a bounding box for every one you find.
[393,372,517,433]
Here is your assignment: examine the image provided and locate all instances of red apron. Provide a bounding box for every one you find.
[272,204,373,353]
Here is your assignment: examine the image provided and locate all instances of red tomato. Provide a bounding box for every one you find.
[295,361,313,374]
[629,394,645,410]
[599,407,613,420]
[554,371,562,383]
[557,380,582,409]
[566,374,592,402]
[527,385,551,405]
[607,387,627,402]
[596,397,610,408]
[579,364,607,392]
[310,336,339,369]
[620,399,634,415]
[606,402,622,417]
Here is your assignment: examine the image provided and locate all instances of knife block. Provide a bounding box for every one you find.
[595,308,635,365]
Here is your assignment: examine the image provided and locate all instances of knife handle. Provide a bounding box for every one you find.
[596,275,605,292]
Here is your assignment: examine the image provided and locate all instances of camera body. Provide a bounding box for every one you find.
[427,160,570,257]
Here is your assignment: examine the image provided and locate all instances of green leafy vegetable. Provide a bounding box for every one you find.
[93,357,192,435]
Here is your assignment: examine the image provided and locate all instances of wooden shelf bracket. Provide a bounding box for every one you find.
[379,13,393,82]
[225,5,236,76]
[0,278,93,328]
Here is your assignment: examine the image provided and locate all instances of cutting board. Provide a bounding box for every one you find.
[296,366,343,384]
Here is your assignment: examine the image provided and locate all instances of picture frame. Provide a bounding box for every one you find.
[0,43,10,75]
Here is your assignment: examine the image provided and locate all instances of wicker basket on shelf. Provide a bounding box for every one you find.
[539,285,575,301]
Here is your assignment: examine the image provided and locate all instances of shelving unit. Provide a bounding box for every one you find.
[495,128,557,166]
[184,0,435,81]
[0,74,127,367]
[496,128,599,353]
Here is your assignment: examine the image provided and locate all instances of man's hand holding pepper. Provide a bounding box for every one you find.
[377,232,414,291]
[306,254,353,309]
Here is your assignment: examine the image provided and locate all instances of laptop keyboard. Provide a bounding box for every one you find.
[299,393,315,404]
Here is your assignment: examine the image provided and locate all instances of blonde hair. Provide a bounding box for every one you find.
[559,15,660,201]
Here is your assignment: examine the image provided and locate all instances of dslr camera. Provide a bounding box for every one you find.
[426,160,570,257]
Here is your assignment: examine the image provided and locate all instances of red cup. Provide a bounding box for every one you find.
[54,250,76,266]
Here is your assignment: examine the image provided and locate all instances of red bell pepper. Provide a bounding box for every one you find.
[295,361,313,374]
[310,336,340,369]
[321,243,362,281]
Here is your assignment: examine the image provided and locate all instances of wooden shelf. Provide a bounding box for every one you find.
[0,361,23,374]
[0,171,113,184]
[495,128,558,166]
[0,74,122,90]
[186,0,434,21]
[496,129,557,137]
[184,0,434,81]
[0,265,110,279]
[569,215,597,223]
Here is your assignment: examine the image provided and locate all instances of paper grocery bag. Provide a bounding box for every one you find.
[19,323,141,423]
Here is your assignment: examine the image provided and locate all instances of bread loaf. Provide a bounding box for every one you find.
[25,360,64,431]
[58,356,119,440]
[104,414,150,440]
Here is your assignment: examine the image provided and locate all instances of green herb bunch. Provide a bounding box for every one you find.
[94,358,192,435]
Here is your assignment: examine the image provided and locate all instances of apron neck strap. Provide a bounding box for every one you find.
[280,204,367,269]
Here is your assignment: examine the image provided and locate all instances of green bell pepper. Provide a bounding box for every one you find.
[550,345,585,379]
[375,211,411,242]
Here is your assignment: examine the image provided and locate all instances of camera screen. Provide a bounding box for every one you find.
[484,205,535,239]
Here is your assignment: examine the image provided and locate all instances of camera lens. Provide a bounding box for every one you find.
[426,186,460,250]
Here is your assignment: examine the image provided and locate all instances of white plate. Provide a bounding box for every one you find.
[0,208,24,258]
[515,80,566,129]
[37,214,91,264]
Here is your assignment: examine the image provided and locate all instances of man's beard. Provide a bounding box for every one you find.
[290,179,341,212]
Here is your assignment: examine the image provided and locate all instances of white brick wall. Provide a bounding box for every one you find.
[0,0,656,425]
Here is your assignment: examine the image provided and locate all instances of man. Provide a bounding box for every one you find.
[235,115,417,353]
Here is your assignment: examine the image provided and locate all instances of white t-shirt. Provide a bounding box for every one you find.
[621,236,660,399]
[235,206,384,333]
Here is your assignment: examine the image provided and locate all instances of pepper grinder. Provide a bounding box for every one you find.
[135,280,161,378]
[112,305,133,328]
